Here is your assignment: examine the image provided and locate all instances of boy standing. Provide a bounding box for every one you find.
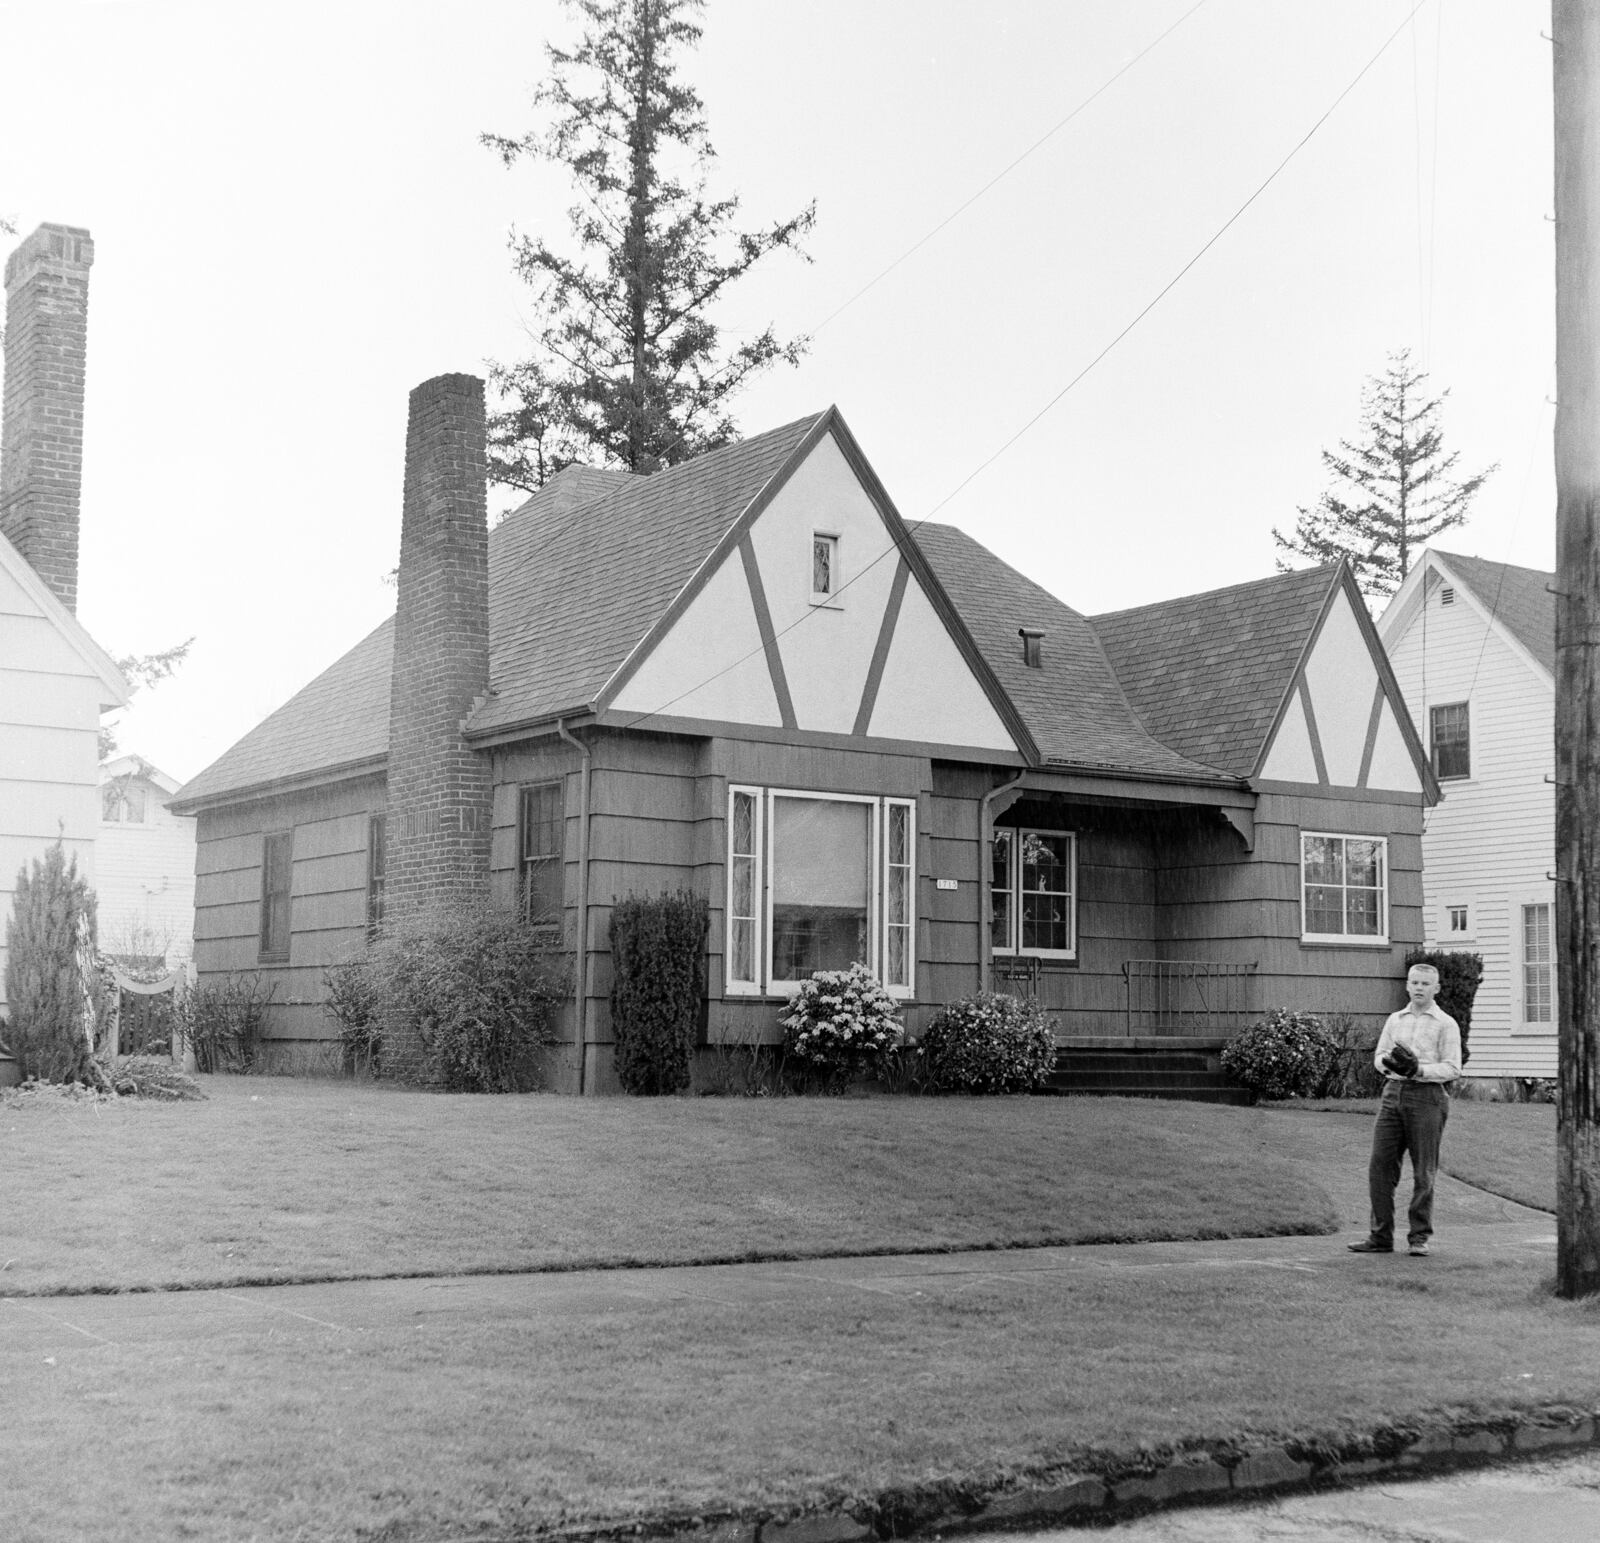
[1348,963,1462,1257]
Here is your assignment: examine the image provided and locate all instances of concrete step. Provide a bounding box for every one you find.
[1038,1083,1255,1106]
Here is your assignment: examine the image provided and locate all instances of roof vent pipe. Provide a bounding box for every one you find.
[1019,627,1045,668]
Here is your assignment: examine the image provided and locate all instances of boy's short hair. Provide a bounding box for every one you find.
[1407,963,1441,983]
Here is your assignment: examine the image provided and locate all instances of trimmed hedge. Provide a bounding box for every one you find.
[1404,948,1483,1064]
[610,892,709,1095]
[1222,1009,1339,1101]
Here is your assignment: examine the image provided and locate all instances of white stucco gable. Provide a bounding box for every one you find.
[1258,573,1425,795]
[608,427,1020,754]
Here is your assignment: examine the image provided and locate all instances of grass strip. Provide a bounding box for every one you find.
[0,1079,1337,1295]
[6,1235,1596,1543]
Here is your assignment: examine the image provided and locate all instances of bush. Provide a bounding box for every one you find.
[780,961,904,1091]
[110,1055,207,1101]
[610,892,709,1096]
[3,843,110,1083]
[375,905,566,1093]
[1404,948,1483,1064]
[920,992,1055,1093]
[323,960,383,1076]
[1222,1009,1339,1101]
[176,974,275,1073]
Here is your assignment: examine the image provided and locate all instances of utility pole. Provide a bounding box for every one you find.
[1552,0,1600,1299]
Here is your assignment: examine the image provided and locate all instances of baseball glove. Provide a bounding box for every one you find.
[1384,1042,1420,1078]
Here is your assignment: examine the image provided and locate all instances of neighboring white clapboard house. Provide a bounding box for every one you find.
[96,756,197,970]
[1378,548,1556,1080]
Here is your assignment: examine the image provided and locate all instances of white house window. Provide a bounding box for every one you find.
[725,786,914,996]
[1430,702,1470,780]
[1301,833,1388,944]
[1445,902,1472,938]
[1523,902,1554,1025]
[991,827,1077,958]
[102,781,149,823]
[811,533,840,605]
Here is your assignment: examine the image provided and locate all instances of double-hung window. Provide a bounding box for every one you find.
[518,782,564,934]
[1430,702,1470,780]
[990,828,1077,958]
[725,786,915,997]
[259,830,293,963]
[1522,902,1554,1026]
[1300,832,1388,943]
[366,814,386,935]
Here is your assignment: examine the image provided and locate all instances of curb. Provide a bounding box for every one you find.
[525,1403,1600,1543]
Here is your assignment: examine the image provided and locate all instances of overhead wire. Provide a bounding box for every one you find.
[614,0,1433,732]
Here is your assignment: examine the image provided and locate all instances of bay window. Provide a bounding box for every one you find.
[725,786,915,997]
[991,827,1077,958]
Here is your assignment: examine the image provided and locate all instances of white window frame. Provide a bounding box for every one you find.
[724,784,915,999]
[810,531,842,607]
[991,826,1078,961]
[1517,897,1557,1032]
[1300,831,1390,945]
[1441,899,1475,943]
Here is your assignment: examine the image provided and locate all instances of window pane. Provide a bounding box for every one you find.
[1021,895,1069,951]
[1345,889,1380,935]
[1305,886,1344,934]
[772,797,870,978]
[1431,703,1470,779]
[991,830,1013,950]
[813,537,833,595]
[732,790,755,857]
[1303,835,1342,885]
[731,916,754,983]
[1345,840,1382,886]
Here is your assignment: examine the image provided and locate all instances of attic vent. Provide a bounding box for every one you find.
[1440,586,1455,606]
[1019,627,1045,669]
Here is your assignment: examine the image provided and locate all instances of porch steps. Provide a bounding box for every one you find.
[1044,1037,1253,1106]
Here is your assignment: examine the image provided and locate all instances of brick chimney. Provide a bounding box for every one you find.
[1,224,93,612]
[384,372,493,917]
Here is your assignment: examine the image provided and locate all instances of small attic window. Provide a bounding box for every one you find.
[1019,628,1045,668]
[1440,586,1455,606]
[811,533,840,605]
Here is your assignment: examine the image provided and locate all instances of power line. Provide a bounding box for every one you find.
[615,2,1430,732]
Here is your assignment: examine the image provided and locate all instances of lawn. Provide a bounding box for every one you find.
[1,1077,1337,1295]
[2,1082,1582,1543]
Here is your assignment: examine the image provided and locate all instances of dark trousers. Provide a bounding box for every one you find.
[1368,1080,1450,1247]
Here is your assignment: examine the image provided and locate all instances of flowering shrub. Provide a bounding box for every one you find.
[780,962,903,1089]
[1221,1008,1339,1101]
[920,992,1055,1094]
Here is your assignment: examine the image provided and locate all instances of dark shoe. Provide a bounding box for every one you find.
[1347,1240,1394,1253]
[1408,1241,1430,1257]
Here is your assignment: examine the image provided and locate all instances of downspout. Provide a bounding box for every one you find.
[979,769,1028,993]
[557,720,593,1094]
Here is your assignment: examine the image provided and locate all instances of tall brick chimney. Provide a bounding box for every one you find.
[1,224,93,612]
[384,371,493,917]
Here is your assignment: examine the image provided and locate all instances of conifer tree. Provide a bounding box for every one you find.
[4,843,101,1082]
[1273,350,1496,601]
[482,0,816,490]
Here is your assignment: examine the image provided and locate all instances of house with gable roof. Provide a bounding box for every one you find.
[170,375,1435,1091]
[1378,549,1558,1081]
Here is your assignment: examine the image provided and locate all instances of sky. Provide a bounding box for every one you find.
[0,0,1559,785]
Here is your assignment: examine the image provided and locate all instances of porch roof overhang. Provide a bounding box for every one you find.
[991,766,1257,849]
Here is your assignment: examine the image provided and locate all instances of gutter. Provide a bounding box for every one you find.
[556,719,593,1096]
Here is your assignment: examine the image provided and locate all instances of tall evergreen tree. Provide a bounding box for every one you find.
[4,843,102,1083]
[1273,350,1496,601]
[482,0,816,490]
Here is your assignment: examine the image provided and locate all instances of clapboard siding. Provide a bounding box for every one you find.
[1384,568,1558,1077]
[190,774,384,1046]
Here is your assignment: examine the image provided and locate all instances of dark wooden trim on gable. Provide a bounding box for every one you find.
[853,556,910,736]
[590,708,1027,766]
[1334,563,1441,805]
[738,534,797,730]
[594,412,834,714]
[1297,674,1330,785]
[1250,565,1341,782]
[1356,678,1386,790]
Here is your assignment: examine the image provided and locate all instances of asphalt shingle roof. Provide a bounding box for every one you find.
[914,523,1234,783]
[1089,565,1338,779]
[172,422,823,807]
[1432,550,1554,677]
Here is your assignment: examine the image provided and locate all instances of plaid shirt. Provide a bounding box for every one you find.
[1373,1001,1461,1084]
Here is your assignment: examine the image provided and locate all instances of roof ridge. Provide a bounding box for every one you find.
[1090,561,1339,623]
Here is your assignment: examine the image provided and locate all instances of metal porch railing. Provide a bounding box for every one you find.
[1122,959,1257,1038]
